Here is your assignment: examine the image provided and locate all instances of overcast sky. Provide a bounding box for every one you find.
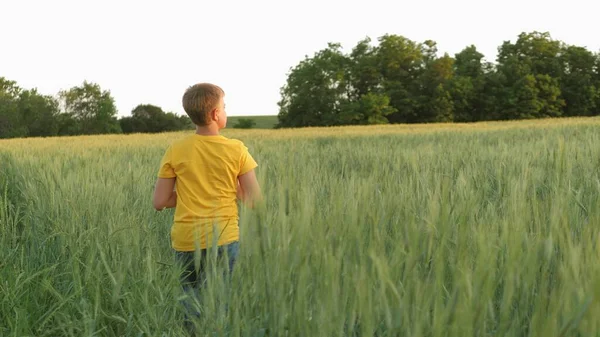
[1,0,598,117]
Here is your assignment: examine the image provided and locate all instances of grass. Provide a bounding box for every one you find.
[1,116,600,336]
[228,115,278,129]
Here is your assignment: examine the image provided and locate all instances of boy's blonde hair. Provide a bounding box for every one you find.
[182,83,224,126]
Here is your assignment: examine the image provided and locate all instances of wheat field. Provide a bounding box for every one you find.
[1,117,600,337]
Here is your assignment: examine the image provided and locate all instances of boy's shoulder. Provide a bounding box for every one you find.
[221,136,246,148]
[170,134,246,151]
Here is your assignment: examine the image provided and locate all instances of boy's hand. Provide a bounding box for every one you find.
[153,178,177,211]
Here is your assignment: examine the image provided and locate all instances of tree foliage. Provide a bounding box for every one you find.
[120,104,191,134]
[0,79,192,138]
[277,31,600,127]
[277,43,351,128]
[0,78,26,138]
[233,118,257,129]
[58,81,121,135]
[2,31,599,138]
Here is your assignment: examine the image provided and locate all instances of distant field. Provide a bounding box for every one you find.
[228,115,278,129]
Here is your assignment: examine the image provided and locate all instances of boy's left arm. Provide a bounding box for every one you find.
[236,179,244,201]
[153,177,177,211]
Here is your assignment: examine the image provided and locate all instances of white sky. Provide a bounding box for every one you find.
[1,0,598,117]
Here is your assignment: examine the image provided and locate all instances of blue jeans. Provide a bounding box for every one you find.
[175,242,240,331]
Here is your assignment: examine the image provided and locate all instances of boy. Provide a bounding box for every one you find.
[152,83,261,331]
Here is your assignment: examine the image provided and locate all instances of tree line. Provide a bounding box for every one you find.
[0,79,267,139]
[0,80,193,139]
[277,31,600,127]
[3,31,599,138]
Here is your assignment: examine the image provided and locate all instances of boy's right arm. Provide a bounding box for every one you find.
[238,169,262,208]
[153,177,177,211]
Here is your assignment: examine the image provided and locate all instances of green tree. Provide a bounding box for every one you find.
[374,35,424,123]
[131,104,164,133]
[496,32,565,119]
[18,89,60,137]
[162,112,190,131]
[511,74,542,119]
[497,32,563,79]
[500,74,564,120]
[416,46,455,122]
[450,76,476,122]
[559,45,598,116]
[455,45,485,79]
[273,31,600,127]
[59,81,121,134]
[536,74,564,117]
[348,37,381,99]
[55,114,79,136]
[277,43,351,128]
[339,92,396,125]
[233,118,257,129]
[118,116,143,134]
[0,78,27,138]
[429,84,454,122]
[343,38,398,125]
[120,104,191,134]
[178,115,194,130]
[449,45,494,122]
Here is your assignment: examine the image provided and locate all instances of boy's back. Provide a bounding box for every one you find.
[158,133,257,250]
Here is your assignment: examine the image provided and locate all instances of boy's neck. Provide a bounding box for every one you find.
[195,124,220,136]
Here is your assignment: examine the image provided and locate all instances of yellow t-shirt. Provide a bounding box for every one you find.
[157,134,258,251]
